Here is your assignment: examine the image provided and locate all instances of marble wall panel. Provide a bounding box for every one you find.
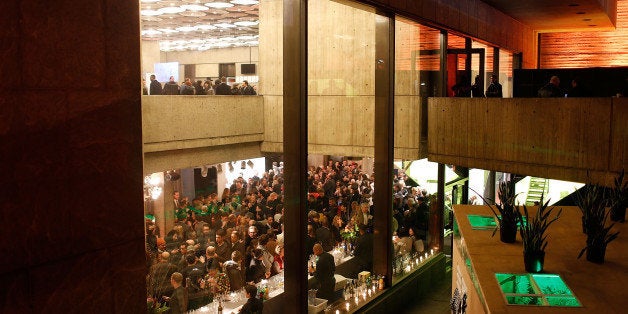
[30,249,113,314]
[105,0,140,91]
[0,1,20,90]
[20,0,106,89]
[111,240,148,313]
[0,271,30,313]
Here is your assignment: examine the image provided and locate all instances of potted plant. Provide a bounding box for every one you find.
[575,184,606,234]
[517,194,562,273]
[472,180,520,243]
[609,170,627,223]
[578,188,620,264]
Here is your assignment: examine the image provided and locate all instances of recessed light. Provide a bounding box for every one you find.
[582,18,591,21]
[568,3,580,7]
[588,24,597,27]
[576,12,586,14]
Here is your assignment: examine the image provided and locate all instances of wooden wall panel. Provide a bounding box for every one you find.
[540,0,628,68]
[428,98,624,185]
[611,97,628,170]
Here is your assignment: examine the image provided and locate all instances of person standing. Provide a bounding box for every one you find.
[215,78,231,95]
[538,75,562,97]
[163,76,180,95]
[149,74,162,95]
[240,80,257,95]
[485,74,503,98]
[239,284,263,314]
[180,78,195,95]
[166,272,187,314]
[470,75,484,98]
[309,243,336,301]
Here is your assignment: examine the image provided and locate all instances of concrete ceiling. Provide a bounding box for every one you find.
[481,0,616,32]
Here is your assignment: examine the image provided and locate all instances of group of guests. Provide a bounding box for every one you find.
[145,159,431,311]
[146,75,257,96]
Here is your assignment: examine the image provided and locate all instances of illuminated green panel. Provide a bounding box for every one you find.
[505,296,544,306]
[496,273,536,295]
[467,214,497,230]
[532,274,573,295]
[495,273,581,307]
[546,296,581,307]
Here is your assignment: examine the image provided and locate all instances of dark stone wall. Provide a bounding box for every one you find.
[0,0,145,312]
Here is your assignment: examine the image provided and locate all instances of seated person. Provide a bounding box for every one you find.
[239,284,263,314]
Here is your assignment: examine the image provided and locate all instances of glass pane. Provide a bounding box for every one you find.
[467,214,497,230]
[531,274,573,296]
[495,273,537,295]
[307,0,378,310]
[545,296,581,307]
[499,49,513,98]
[505,296,544,306]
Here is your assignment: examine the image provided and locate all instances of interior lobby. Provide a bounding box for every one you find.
[1,0,627,313]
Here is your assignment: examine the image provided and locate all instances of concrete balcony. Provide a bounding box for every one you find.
[428,97,628,186]
[142,95,264,174]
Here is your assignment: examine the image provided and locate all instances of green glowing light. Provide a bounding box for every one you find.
[467,214,497,229]
[494,273,581,307]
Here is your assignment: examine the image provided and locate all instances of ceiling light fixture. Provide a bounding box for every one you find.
[158,6,186,14]
[230,0,259,4]
[234,20,258,26]
[215,22,237,28]
[181,4,208,11]
[141,9,163,16]
[205,1,234,9]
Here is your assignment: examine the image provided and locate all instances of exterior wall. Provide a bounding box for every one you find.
[0,0,145,312]
[540,0,628,68]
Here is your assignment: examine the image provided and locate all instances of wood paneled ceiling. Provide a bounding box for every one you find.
[481,0,616,32]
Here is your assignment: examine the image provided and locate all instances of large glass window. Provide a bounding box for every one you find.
[499,49,514,98]
[307,1,378,311]
[392,17,442,284]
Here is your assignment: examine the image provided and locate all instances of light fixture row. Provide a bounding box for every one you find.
[141,0,258,15]
[142,20,258,35]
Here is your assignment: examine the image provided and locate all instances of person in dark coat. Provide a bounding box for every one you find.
[353,224,373,273]
[538,75,563,97]
[166,272,187,314]
[485,74,503,98]
[239,284,263,314]
[149,74,162,95]
[215,79,232,95]
[309,243,336,301]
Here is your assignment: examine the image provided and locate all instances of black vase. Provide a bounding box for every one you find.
[499,221,517,243]
[524,251,545,273]
[610,206,626,223]
[586,245,606,264]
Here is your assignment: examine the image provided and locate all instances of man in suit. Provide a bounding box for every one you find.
[239,284,263,314]
[215,78,232,95]
[353,224,373,274]
[166,272,187,314]
[149,74,162,95]
[309,243,336,301]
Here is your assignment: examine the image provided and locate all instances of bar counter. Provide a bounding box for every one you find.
[452,205,628,314]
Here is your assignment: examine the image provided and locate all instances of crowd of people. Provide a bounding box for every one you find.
[144,75,257,96]
[145,159,432,311]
